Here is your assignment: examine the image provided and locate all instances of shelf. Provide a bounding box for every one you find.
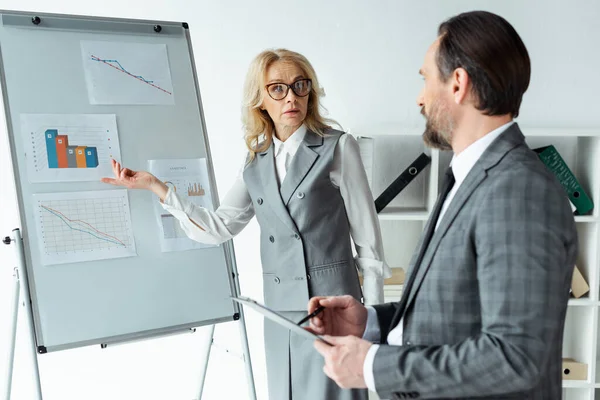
[378,210,429,221]
[521,128,600,137]
[378,213,597,223]
[575,216,599,223]
[351,126,424,137]
[569,298,597,306]
[356,127,600,138]
[563,381,593,388]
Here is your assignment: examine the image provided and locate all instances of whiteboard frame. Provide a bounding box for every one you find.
[0,9,245,353]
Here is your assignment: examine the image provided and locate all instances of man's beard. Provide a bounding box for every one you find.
[421,100,454,151]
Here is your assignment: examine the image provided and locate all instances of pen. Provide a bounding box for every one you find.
[297,305,325,326]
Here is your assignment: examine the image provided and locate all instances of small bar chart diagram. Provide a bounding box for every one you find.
[45,129,99,169]
[21,114,121,183]
[33,190,136,266]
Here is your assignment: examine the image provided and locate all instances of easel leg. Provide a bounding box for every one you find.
[196,240,256,400]
[237,308,257,400]
[195,315,257,400]
[195,325,215,400]
[9,229,43,400]
[3,267,19,400]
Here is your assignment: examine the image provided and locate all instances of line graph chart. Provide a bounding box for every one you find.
[40,205,127,247]
[81,41,174,105]
[33,190,136,265]
[90,55,172,95]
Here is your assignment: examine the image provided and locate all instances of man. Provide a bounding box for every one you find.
[309,10,577,400]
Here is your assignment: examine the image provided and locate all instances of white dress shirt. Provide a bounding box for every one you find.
[161,125,391,305]
[362,121,515,392]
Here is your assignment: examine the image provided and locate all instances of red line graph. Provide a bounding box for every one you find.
[90,55,173,95]
[40,204,126,246]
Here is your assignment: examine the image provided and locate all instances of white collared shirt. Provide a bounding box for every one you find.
[272,125,307,183]
[161,125,391,305]
[362,121,515,393]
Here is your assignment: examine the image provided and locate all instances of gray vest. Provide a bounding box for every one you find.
[243,129,363,311]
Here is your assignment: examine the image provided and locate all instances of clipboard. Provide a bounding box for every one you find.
[231,296,333,345]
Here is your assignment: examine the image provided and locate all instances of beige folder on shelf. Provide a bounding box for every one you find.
[562,358,588,380]
[359,267,405,286]
[571,265,590,298]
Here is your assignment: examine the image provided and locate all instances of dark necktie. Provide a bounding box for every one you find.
[393,166,455,322]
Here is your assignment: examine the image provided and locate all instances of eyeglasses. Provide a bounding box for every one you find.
[265,79,312,101]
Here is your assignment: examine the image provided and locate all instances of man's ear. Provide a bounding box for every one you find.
[452,68,470,105]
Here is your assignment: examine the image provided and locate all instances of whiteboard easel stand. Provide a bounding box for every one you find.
[223,252,257,400]
[3,228,257,400]
[3,228,43,400]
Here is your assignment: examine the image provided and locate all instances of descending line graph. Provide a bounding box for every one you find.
[81,41,174,105]
[34,190,136,265]
[40,205,126,247]
[90,55,172,95]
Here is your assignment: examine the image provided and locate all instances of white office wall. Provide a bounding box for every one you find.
[1,1,599,399]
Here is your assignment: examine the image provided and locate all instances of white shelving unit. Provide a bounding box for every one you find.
[357,127,600,400]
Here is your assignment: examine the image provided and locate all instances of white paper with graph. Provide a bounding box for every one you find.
[21,113,121,183]
[81,40,174,105]
[33,190,137,265]
[148,158,217,252]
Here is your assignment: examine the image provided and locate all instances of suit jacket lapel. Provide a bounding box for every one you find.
[258,143,299,233]
[279,131,322,205]
[394,123,527,326]
[399,169,487,320]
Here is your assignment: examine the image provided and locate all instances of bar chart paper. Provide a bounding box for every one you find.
[21,114,121,183]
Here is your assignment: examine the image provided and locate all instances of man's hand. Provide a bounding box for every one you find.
[314,335,371,389]
[306,295,368,337]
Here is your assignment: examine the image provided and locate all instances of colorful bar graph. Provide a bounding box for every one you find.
[55,135,69,168]
[45,130,100,169]
[45,130,58,168]
[85,147,99,168]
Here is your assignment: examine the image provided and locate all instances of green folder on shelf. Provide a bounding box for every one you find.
[533,145,594,215]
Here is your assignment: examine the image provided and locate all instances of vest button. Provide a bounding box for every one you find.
[296,192,305,199]
[269,235,275,243]
[294,233,300,240]
[257,198,263,205]
[274,277,280,284]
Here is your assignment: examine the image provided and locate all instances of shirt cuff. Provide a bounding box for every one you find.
[363,344,379,393]
[362,306,381,343]
[160,187,209,231]
[356,258,391,306]
[362,275,384,305]
[162,187,181,209]
[355,257,392,279]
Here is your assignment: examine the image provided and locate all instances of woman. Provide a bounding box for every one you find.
[102,48,390,400]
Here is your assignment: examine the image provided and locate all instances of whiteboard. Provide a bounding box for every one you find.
[0,11,240,352]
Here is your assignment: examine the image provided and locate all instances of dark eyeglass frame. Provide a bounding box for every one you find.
[265,78,312,101]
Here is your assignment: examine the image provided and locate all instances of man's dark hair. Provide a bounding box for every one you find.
[437,11,530,117]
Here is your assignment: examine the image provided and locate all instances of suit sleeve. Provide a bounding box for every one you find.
[371,167,578,399]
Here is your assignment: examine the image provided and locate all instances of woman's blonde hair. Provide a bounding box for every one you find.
[241,48,336,161]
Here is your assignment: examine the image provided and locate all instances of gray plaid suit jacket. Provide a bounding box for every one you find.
[372,123,578,399]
